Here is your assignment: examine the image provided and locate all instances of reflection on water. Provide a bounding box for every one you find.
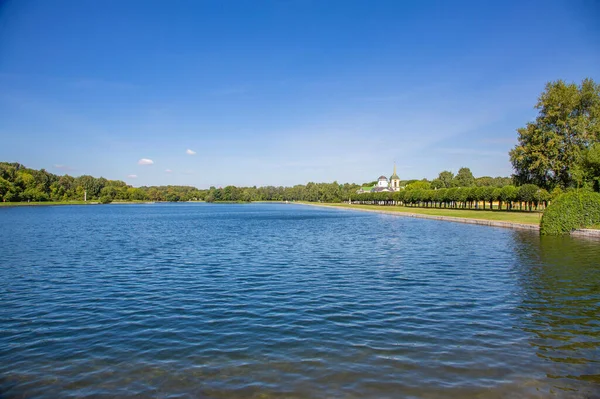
[0,203,599,398]
[514,233,600,396]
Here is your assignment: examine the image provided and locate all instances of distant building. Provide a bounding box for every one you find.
[372,175,392,192]
[357,185,375,193]
[358,165,402,193]
[389,164,401,191]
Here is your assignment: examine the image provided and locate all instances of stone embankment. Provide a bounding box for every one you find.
[571,229,600,239]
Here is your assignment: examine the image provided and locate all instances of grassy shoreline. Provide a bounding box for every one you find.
[0,201,92,207]
[0,200,161,207]
[300,202,543,226]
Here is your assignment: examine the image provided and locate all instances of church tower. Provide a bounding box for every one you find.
[390,164,400,191]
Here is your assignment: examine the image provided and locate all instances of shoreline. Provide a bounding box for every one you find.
[0,201,204,207]
[299,202,541,231]
[299,203,600,238]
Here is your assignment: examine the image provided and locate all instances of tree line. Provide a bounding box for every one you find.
[203,182,360,202]
[0,162,203,203]
[352,184,552,211]
[0,162,362,203]
[0,160,541,209]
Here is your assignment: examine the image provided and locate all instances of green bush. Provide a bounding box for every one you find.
[99,195,113,204]
[540,191,600,235]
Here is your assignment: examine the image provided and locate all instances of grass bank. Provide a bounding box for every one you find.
[0,200,157,207]
[302,202,542,226]
[0,201,91,207]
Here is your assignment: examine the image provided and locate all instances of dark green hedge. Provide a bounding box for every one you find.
[540,191,600,235]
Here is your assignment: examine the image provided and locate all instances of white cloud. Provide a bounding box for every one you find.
[186,149,196,155]
[127,174,137,178]
[165,169,173,173]
[138,158,154,165]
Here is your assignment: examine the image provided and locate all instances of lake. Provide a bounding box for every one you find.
[0,203,598,398]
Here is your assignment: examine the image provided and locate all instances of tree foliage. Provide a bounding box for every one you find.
[581,143,600,191]
[0,162,203,203]
[510,78,600,190]
[0,162,363,204]
[454,167,475,187]
[351,184,546,211]
[1,162,524,207]
[435,170,454,188]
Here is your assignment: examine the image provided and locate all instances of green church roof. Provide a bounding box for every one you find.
[390,164,399,180]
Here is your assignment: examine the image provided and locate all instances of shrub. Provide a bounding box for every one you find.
[99,195,113,204]
[540,191,600,235]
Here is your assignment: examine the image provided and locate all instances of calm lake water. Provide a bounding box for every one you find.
[1,203,599,398]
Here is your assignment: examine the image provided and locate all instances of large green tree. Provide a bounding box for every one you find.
[454,167,475,187]
[437,170,455,188]
[581,143,600,191]
[510,78,600,190]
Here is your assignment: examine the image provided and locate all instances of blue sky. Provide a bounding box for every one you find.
[0,0,598,187]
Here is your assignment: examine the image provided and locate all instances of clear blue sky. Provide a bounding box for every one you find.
[0,0,598,187]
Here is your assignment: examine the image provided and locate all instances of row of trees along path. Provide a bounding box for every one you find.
[351,185,548,212]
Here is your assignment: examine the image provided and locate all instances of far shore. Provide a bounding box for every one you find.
[0,200,178,207]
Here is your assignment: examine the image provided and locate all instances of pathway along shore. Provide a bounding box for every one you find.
[299,202,540,231]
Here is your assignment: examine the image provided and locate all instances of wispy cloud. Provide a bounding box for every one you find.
[138,158,154,165]
[165,169,173,173]
[127,174,137,178]
[186,149,196,155]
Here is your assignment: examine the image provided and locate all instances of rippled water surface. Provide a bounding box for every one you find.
[1,203,599,398]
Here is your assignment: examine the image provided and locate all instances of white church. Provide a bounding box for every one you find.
[358,165,401,193]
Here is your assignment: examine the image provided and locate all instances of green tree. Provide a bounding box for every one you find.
[100,186,118,201]
[510,78,600,190]
[550,186,563,201]
[437,171,455,188]
[0,177,14,201]
[518,184,540,211]
[492,176,512,187]
[99,195,113,204]
[581,142,600,191]
[430,179,444,189]
[453,167,474,187]
[127,187,147,201]
[405,180,431,190]
[500,185,518,210]
[475,176,494,187]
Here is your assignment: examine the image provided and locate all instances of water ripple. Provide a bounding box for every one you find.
[0,203,599,398]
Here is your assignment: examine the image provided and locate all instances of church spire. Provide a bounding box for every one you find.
[390,162,400,191]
